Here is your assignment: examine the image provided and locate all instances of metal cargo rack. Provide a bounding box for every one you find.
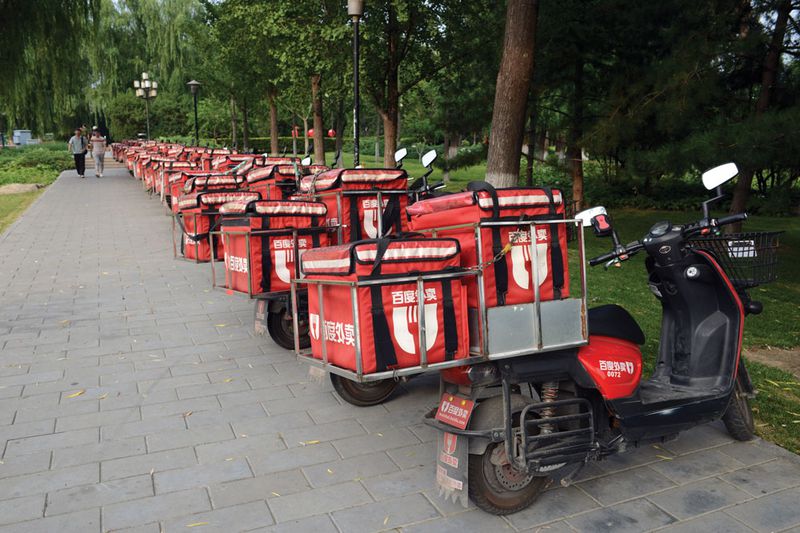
[292,218,588,383]
[171,211,224,264]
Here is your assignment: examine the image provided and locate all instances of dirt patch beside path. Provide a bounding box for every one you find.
[745,346,800,379]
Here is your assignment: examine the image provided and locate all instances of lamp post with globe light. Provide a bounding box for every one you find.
[133,72,158,140]
[187,80,202,146]
[348,0,364,167]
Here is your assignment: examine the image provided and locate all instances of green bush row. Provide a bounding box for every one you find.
[0,144,74,186]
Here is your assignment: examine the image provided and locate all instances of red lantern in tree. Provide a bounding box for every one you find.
[307,128,314,137]
[327,128,336,138]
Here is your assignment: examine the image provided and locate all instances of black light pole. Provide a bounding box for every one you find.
[187,80,201,146]
[348,0,364,167]
[134,72,158,140]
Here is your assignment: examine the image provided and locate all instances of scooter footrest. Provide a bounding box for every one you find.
[520,397,596,471]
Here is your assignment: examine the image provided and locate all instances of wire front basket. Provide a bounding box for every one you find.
[689,231,782,289]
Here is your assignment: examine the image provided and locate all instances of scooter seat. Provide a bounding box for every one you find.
[588,304,645,345]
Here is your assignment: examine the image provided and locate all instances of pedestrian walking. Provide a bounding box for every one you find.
[89,126,107,178]
[68,128,88,178]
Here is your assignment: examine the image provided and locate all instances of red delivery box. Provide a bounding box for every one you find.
[219,199,329,296]
[301,238,469,374]
[407,183,569,307]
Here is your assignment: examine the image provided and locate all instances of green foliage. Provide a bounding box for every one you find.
[0,144,73,186]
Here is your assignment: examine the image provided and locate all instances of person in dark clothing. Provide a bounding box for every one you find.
[68,128,88,178]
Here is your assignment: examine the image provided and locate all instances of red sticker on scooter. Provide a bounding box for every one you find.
[435,394,474,429]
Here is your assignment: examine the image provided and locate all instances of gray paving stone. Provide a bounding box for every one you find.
[0,494,44,526]
[139,396,221,419]
[565,498,676,532]
[176,379,252,400]
[304,451,399,488]
[332,493,440,533]
[254,514,338,533]
[647,477,751,520]
[386,442,435,470]
[209,470,310,508]
[401,509,514,533]
[653,511,755,533]
[648,448,745,484]
[101,447,198,481]
[267,481,372,523]
[195,433,285,464]
[162,500,274,532]
[102,488,212,531]
[0,508,100,533]
[101,412,185,440]
[146,423,235,453]
[154,458,252,494]
[0,451,52,479]
[4,427,99,457]
[249,442,342,475]
[45,474,153,516]
[55,406,140,432]
[725,487,800,532]
[504,486,599,530]
[0,463,98,499]
[184,402,268,429]
[332,428,421,459]
[361,466,435,500]
[720,457,800,496]
[280,419,366,448]
[52,436,146,468]
[578,465,676,505]
[230,411,314,438]
[14,398,98,423]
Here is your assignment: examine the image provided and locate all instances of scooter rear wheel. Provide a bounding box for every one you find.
[330,374,398,407]
[468,443,548,515]
[722,376,755,441]
[267,309,309,350]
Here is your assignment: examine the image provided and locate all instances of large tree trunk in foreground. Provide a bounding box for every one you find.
[269,88,279,156]
[729,0,791,220]
[381,5,400,167]
[229,95,238,149]
[311,74,325,166]
[485,0,539,187]
[568,59,585,210]
[525,95,538,186]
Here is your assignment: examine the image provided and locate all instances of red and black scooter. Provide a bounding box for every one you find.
[426,163,781,514]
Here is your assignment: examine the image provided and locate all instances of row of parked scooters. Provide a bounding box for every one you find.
[113,141,777,516]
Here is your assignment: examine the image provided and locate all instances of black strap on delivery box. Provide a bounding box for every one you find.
[541,186,564,299]
[467,182,508,305]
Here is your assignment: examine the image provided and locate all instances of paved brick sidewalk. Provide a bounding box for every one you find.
[0,167,799,533]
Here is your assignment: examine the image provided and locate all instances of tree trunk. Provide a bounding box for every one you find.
[269,87,279,156]
[381,5,400,167]
[730,0,791,218]
[229,95,238,150]
[242,99,250,152]
[568,59,585,210]
[302,116,309,155]
[485,0,539,187]
[375,112,381,161]
[443,132,460,183]
[525,95,538,186]
[311,74,325,166]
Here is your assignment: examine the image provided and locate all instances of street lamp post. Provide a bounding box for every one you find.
[348,0,364,167]
[187,80,202,146]
[133,72,158,140]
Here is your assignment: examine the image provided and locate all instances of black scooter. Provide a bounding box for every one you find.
[426,163,781,514]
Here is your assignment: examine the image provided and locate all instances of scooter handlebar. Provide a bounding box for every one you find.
[714,212,748,227]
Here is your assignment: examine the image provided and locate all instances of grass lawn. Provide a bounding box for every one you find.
[582,208,800,452]
[0,190,43,235]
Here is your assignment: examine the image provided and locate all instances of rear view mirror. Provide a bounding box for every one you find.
[702,163,738,190]
[301,156,312,166]
[575,206,607,227]
[421,150,437,168]
[394,148,407,165]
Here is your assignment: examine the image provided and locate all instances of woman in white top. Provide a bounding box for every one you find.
[89,127,107,178]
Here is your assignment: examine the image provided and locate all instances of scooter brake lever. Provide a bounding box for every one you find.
[603,258,621,270]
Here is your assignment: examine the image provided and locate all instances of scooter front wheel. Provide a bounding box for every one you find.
[722,376,755,441]
[267,309,309,350]
[468,443,548,515]
[330,374,398,407]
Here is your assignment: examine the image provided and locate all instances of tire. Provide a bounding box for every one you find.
[468,442,548,515]
[267,309,309,350]
[722,376,755,441]
[330,374,398,407]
